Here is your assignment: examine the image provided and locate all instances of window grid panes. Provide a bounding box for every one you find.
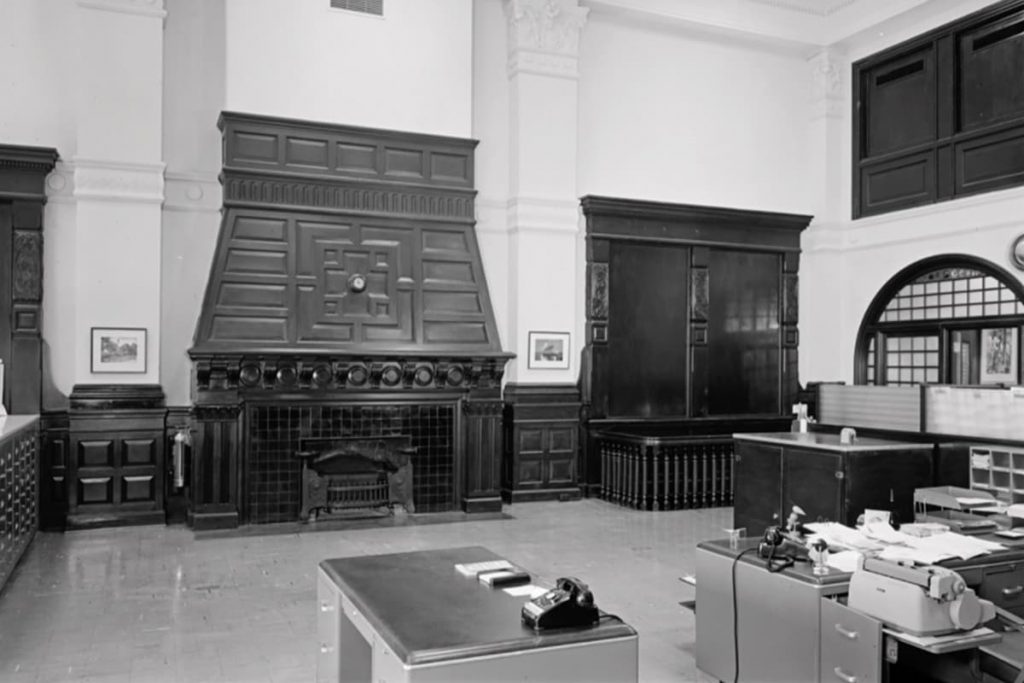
[879,267,1024,322]
[883,335,941,386]
[861,263,1024,386]
[866,336,875,383]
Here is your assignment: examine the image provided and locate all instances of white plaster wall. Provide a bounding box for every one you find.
[577,15,814,214]
[800,1,1024,386]
[161,0,226,405]
[472,0,512,359]
[0,0,76,153]
[223,0,473,137]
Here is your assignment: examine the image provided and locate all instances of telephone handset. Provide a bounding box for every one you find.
[521,576,600,630]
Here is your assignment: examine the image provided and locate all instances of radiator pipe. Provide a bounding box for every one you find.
[172,428,190,490]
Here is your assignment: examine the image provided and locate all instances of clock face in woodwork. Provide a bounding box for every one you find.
[1014,235,1024,271]
[348,273,367,293]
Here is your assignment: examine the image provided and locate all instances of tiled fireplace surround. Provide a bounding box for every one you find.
[246,400,456,523]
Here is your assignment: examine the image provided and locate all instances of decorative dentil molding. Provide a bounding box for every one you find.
[808,48,844,121]
[72,157,166,204]
[76,0,166,19]
[504,0,589,78]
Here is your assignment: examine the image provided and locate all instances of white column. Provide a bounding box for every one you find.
[71,0,166,385]
[801,47,851,384]
[503,0,588,382]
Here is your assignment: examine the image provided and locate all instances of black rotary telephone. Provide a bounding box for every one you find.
[521,577,600,630]
[758,525,810,572]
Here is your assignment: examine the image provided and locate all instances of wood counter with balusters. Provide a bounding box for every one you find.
[0,415,39,593]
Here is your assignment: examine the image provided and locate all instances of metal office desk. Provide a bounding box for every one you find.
[317,546,638,683]
[695,538,1024,683]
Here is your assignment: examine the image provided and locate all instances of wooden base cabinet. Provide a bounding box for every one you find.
[67,385,166,529]
[502,384,581,503]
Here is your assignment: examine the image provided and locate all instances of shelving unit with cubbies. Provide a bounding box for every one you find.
[970,446,1024,504]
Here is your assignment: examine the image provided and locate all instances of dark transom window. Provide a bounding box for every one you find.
[857,257,1024,386]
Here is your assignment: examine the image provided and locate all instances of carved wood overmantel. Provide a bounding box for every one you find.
[188,113,511,528]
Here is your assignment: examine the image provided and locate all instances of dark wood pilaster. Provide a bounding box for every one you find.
[188,403,241,530]
[39,411,69,530]
[462,396,503,513]
[0,145,57,415]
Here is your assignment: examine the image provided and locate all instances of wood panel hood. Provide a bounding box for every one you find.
[189,112,511,391]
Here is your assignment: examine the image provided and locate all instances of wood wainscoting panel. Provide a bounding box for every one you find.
[503,384,581,504]
[66,385,166,529]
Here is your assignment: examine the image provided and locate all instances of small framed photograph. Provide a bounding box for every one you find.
[91,327,147,373]
[980,327,1018,385]
[528,331,570,370]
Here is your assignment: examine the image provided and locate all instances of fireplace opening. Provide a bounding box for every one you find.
[296,435,415,520]
[246,401,456,524]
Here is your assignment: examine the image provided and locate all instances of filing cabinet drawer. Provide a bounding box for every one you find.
[316,568,341,683]
[978,563,1024,615]
[820,598,881,683]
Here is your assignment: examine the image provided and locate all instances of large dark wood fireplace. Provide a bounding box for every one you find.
[187,112,511,529]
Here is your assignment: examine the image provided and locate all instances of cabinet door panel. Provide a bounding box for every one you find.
[782,448,843,524]
[733,442,782,534]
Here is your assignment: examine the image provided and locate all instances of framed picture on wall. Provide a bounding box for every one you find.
[91,327,147,373]
[527,331,570,370]
[980,327,1018,385]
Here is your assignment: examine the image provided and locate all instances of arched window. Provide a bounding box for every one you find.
[855,255,1024,386]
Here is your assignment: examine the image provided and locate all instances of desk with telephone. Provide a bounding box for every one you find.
[317,547,637,683]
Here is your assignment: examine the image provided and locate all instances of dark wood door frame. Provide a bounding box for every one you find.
[0,145,58,414]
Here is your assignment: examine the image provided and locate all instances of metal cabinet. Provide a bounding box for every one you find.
[820,598,882,683]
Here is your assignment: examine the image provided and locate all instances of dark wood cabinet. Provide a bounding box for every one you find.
[732,433,933,535]
[854,0,1024,217]
[0,416,38,593]
[502,384,581,503]
[579,197,811,492]
[67,385,166,529]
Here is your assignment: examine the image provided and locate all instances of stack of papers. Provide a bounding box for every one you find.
[804,522,885,552]
[806,521,1007,567]
[454,559,514,577]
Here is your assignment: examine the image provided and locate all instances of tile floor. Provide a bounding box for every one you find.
[0,499,727,682]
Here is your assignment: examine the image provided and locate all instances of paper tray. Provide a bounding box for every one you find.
[914,486,999,510]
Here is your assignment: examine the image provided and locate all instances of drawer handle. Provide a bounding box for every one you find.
[320,644,334,654]
[1003,586,1024,597]
[834,623,859,640]
[320,602,335,612]
[833,666,858,683]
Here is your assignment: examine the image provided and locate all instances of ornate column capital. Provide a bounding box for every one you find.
[504,0,589,79]
[808,48,845,121]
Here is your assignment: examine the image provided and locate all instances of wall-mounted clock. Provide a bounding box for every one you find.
[1013,235,1024,271]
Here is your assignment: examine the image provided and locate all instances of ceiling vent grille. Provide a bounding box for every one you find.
[330,0,383,15]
